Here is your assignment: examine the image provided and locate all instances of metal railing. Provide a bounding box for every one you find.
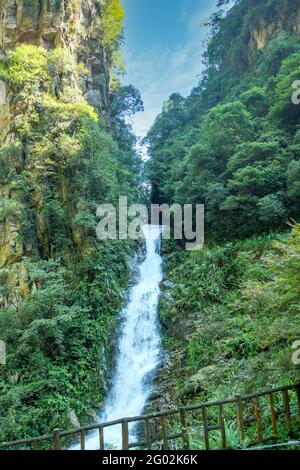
[1,383,299,450]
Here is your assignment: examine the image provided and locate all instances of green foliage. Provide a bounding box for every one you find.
[110,85,144,170]
[258,33,300,79]
[146,0,300,240]
[160,225,300,404]
[0,144,19,183]
[287,160,300,217]
[0,237,135,441]
[268,223,300,308]
[240,86,269,117]
[102,0,125,56]
[111,85,144,120]
[48,47,87,100]
[270,52,300,127]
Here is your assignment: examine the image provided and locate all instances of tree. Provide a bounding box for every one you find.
[111,84,143,119]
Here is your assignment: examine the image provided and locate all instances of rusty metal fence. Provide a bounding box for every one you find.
[0,383,299,450]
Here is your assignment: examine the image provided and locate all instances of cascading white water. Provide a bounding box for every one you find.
[71,225,163,450]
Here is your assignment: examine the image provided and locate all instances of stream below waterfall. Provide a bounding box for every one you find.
[70,224,163,450]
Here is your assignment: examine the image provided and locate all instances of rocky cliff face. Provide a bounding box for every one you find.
[249,3,300,51]
[0,2,135,439]
[0,0,113,308]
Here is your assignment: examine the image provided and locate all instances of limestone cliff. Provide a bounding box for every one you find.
[0,1,134,440]
[249,3,300,51]
[218,0,300,76]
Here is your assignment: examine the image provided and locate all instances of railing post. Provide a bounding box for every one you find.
[33,439,39,450]
[80,430,85,451]
[235,395,245,444]
[253,397,262,443]
[180,410,190,450]
[296,384,300,427]
[202,407,210,450]
[122,420,129,450]
[52,428,61,450]
[160,415,169,450]
[99,426,104,450]
[282,389,291,433]
[144,419,152,450]
[269,394,277,437]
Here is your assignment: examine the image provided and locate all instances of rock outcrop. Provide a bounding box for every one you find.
[0,0,111,123]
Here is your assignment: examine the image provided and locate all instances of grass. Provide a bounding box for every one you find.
[157,226,300,446]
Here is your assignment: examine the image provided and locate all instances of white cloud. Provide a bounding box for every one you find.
[122,1,219,137]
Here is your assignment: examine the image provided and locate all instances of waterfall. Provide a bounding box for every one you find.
[71,224,163,450]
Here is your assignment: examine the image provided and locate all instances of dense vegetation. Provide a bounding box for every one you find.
[147,0,300,425]
[0,1,143,442]
[146,0,300,240]
[160,225,300,399]
[0,0,299,448]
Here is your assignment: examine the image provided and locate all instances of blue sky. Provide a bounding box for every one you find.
[121,0,219,137]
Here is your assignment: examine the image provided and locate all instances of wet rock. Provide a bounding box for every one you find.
[0,219,23,269]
